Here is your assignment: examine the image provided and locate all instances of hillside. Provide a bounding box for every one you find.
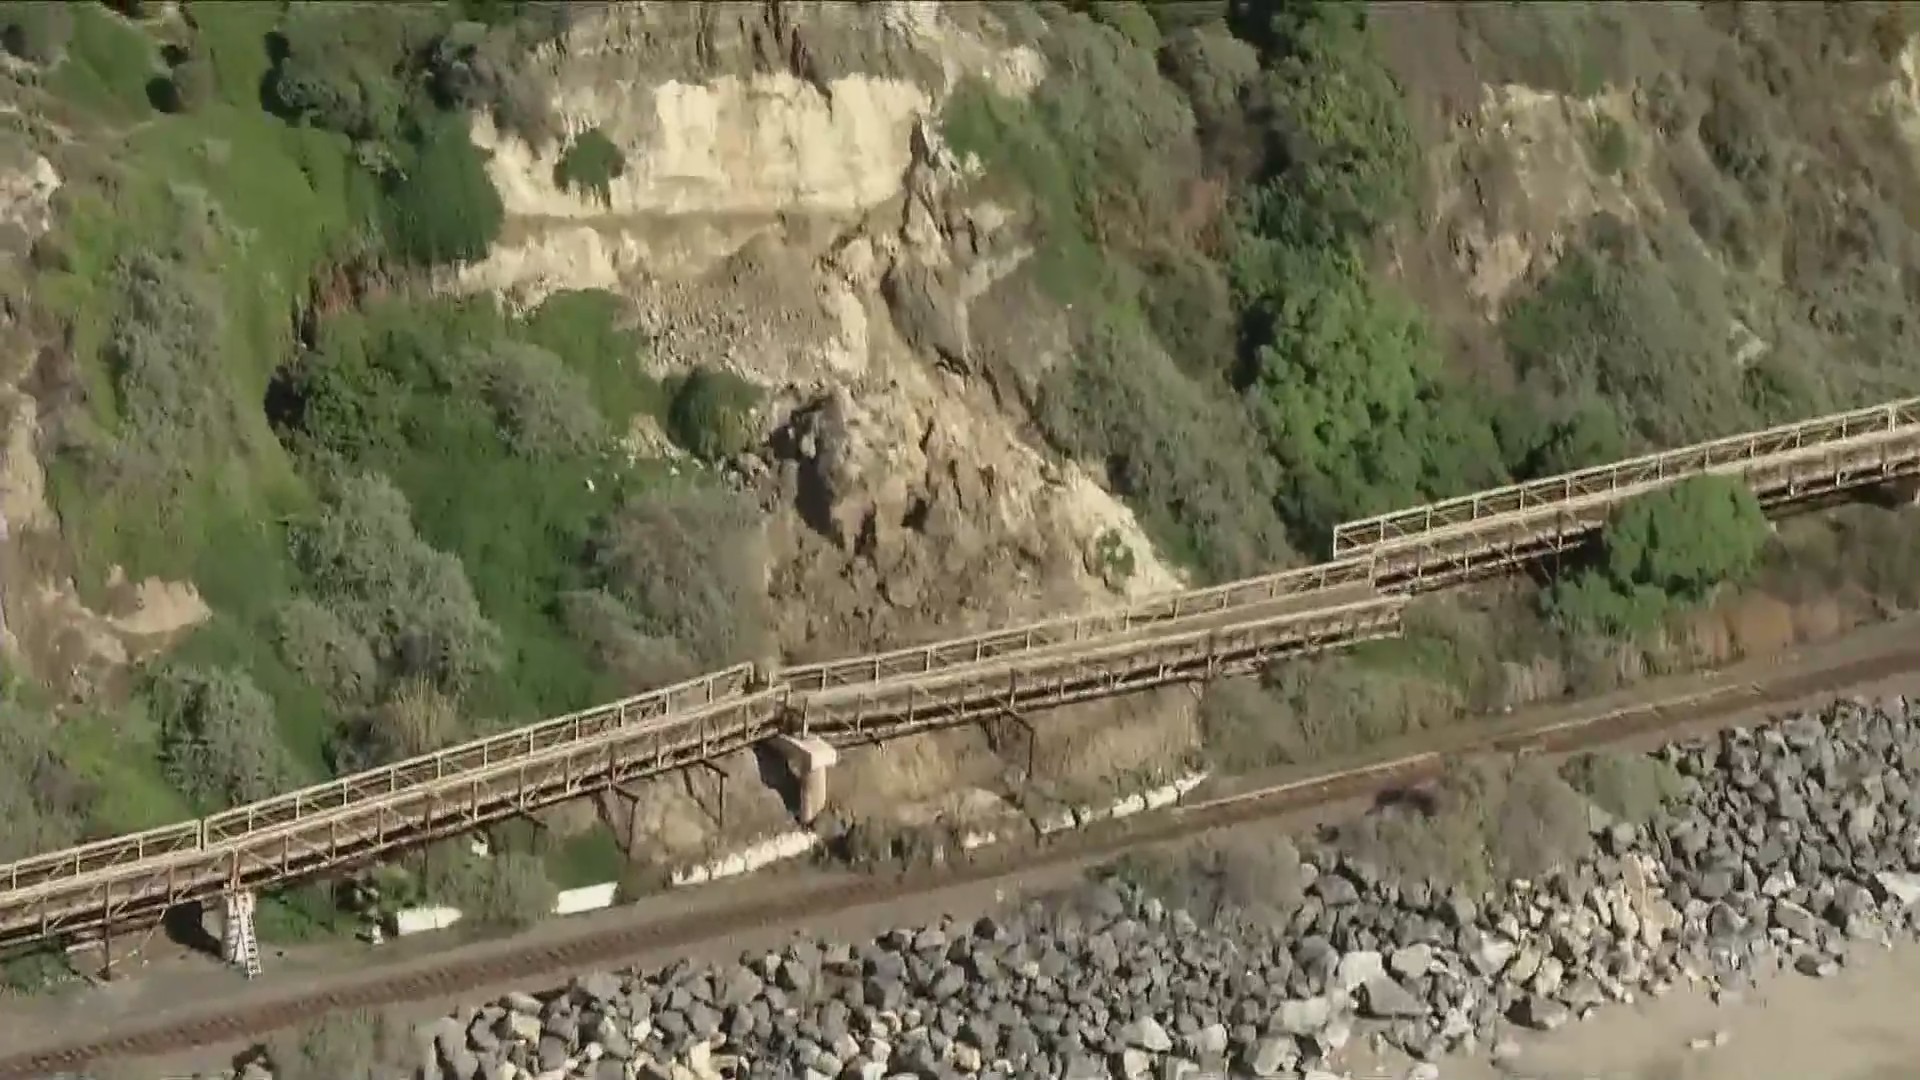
[2,0,1920,965]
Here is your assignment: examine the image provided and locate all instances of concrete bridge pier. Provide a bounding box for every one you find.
[770,734,838,824]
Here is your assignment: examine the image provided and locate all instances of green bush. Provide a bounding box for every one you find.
[559,589,698,692]
[102,249,231,466]
[1561,750,1687,825]
[1035,303,1293,578]
[349,678,464,766]
[278,296,655,719]
[264,4,446,143]
[554,127,627,204]
[1502,221,1769,444]
[291,471,502,694]
[666,367,761,461]
[156,55,217,114]
[274,597,379,710]
[423,847,556,929]
[1587,113,1631,176]
[1,1,73,64]
[0,705,87,862]
[386,122,505,265]
[472,341,607,460]
[590,485,774,668]
[1548,475,1771,635]
[147,664,298,810]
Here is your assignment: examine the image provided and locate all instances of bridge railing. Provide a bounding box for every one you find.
[1332,397,1920,556]
[0,692,786,943]
[780,559,1373,691]
[0,664,755,896]
[798,597,1407,741]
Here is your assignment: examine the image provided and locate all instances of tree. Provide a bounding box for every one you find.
[275,597,379,709]
[1241,245,1505,544]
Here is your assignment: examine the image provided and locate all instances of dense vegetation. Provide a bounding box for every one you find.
[0,0,765,960]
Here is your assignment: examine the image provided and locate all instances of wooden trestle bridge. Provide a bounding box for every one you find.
[4,396,1920,962]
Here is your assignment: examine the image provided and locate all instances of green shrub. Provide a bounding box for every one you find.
[264,4,447,143]
[349,678,464,766]
[1561,750,1687,825]
[1333,757,1595,893]
[1605,476,1770,600]
[472,341,607,460]
[0,1,73,64]
[274,597,379,709]
[386,122,505,265]
[103,249,232,465]
[590,485,774,668]
[1587,113,1631,176]
[1241,245,1506,544]
[554,127,627,204]
[291,471,502,694]
[559,589,698,691]
[423,847,556,929]
[1548,475,1771,635]
[1502,220,1772,444]
[1035,303,1293,579]
[0,706,87,862]
[156,55,217,115]
[666,367,761,461]
[147,664,298,809]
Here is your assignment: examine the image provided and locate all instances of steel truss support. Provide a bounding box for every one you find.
[985,707,1037,782]
[691,760,727,829]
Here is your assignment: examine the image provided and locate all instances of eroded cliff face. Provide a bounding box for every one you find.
[464,3,1181,655]
[457,2,1198,841]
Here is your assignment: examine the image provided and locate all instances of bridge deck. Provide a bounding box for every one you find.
[3,396,1919,947]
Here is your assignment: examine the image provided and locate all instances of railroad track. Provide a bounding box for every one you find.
[7,634,1918,1079]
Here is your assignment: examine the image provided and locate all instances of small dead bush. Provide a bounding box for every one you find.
[1333,757,1596,894]
[1112,830,1309,929]
[263,1008,407,1080]
[1561,750,1687,826]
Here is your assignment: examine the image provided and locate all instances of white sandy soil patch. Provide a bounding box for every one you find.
[1422,941,1920,1080]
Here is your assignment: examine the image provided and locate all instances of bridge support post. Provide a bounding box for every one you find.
[693,760,728,828]
[985,708,1037,782]
[770,734,838,825]
[221,889,262,979]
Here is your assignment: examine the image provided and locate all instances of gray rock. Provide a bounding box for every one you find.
[1513,995,1571,1031]
[1247,1035,1298,1077]
[1271,996,1332,1036]
[1119,1016,1172,1053]
[1361,975,1428,1019]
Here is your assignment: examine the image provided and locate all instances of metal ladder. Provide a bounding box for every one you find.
[222,890,262,979]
